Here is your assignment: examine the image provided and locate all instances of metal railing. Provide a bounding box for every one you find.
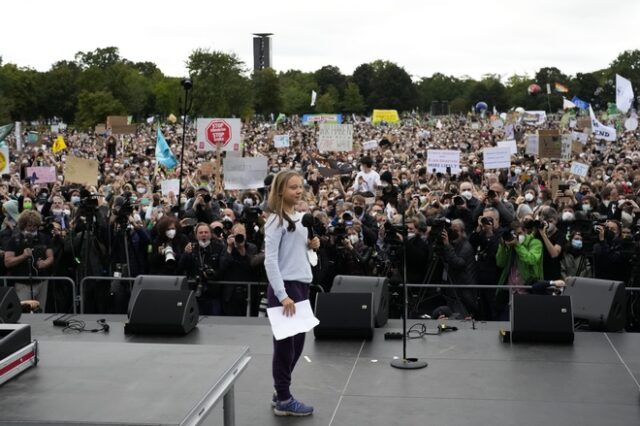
[0,276,77,314]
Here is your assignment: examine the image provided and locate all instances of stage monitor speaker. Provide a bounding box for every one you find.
[440,100,449,115]
[332,275,388,327]
[511,294,574,343]
[125,275,198,335]
[430,101,441,116]
[564,277,627,332]
[0,287,21,324]
[314,293,374,340]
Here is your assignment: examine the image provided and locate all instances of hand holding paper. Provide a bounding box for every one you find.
[267,300,320,341]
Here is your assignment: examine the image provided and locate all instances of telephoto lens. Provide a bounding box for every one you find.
[234,234,245,244]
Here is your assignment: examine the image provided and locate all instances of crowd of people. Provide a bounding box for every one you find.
[1,112,639,325]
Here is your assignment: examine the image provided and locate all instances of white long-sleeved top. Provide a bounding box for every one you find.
[264,211,313,302]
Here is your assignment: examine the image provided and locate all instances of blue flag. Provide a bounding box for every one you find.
[571,96,589,110]
[156,128,177,169]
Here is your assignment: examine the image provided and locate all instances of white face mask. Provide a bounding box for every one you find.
[52,209,63,216]
[524,193,535,202]
[198,240,211,248]
[63,209,71,216]
[348,234,359,245]
[407,232,416,240]
[461,190,472,200]
[562,212,575,222]
[165,229,176,239]
[518,234,526,244]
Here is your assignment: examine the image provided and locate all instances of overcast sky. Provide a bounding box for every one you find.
[2,0,639,81]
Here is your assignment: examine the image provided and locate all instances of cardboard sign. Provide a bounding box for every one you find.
[273,134,290,149]
[160,179,180,196]
[317,124,354,152]
[317,167,341,178]
[522,111,546,126]
[196,118,242,153]
[25,166,57,184]
[106,116,128,127]
[94,124,107,135]
[470,122,480,130]
[427,149,461,174]
[576,117,591,131]
[65,155,99,186]
[549,175,560,197]
[571,141,584,155]
[483,147,511,169]
[110,124,137,135]
[570,162,589,177]
[538,130,562,159]
[223,157,269,190]
[199,161,215,176]
[497,140,517,155]
[571,131,589,145]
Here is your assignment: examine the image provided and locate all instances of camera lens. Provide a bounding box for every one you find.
[213,226,223,236]
[234,234,245,244]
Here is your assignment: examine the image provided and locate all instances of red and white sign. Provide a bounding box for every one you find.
[196,118,242,152]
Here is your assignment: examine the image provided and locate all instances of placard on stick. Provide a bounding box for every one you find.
[65,156,99,186]
[537,129,561,159]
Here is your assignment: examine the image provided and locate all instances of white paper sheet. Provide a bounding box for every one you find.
[267,300,320,341]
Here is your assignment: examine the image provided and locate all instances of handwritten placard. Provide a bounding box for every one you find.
[570,162,589,177]
[317,124,354,152]
[483,147,511,169]
[26,166,57,184]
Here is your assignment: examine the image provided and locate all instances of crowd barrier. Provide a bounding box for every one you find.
[0,276,77,314]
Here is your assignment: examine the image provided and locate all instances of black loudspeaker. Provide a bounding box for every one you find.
[511,294,574,343]
[331,275,388,327]
[314,293,374,339]
[0,287,21,324]
[430,101,441,116]
[125,276,199,335]
[564,277,627,332]
[440,100,449,115]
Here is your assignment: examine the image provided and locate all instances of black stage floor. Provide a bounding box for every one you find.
[15,315,640,426]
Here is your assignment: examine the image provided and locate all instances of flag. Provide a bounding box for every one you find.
[52,135,67,153]
[156,128,177,169]
[0,145,9,174]
[146,116,155,125]
[571,96,589,110]
[589,106,617,142]
[310,90,317,107]
[0,123,14,144]
[563,98,577,110]
[492,106,498,116]
[616,74,634,114]
[607,102,620,116]
[275,113,286,125]
[554,82,569,93]
[127,115,133,125]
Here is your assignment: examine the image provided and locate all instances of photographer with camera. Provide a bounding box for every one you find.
[444,193,474,235]
[4,210,54,310]
[334,223,374,276]
[185,186,221,223]
[218,223,259,316]
[469,208,502,319]
[473,183,515,228]
[537,207,565,281]
[495,219,543,319]
[593,219,631,282]
[150,216,189,275]
[180,223,225,315]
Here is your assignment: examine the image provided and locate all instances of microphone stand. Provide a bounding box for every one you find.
[391,196,428,370]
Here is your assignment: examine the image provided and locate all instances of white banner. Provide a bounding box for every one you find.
[570,162,589,177]
[483,147,511,169]
[160,179,180,196]
[15,122,22,152]
[196,118,242,152]
[525,134,539,155]
[571,131,589,145]
[273,134,290,149]
[427,149,461,174]
[310,90,317,107]
[223,157,269,190]
[589,106,617,142]
[362,139,379,151]
[497,140,517,155]
[561,134,572,160]
[522,111,547,126]
[317,124,353,152]
[616,74,634,114]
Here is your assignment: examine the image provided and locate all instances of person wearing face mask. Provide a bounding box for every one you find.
[612,198,640,228]
[180,223,225,315]
[537,208,566,281]
[4,210,54,311]
[218,223,259,316]
[560,231,592,279]
[335,225,374,277]
[598,187,620,219]
[593,220,631,282]
[469,208,502,320]
[351,195,377,246]
[495,220,543,320]
[150,216,189,275]
[459,181,480,213]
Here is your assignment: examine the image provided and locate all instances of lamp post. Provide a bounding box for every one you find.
[177,77,192,216]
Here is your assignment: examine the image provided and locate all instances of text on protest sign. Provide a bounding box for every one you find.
[196,118,242,152]
[522,111,547,126]
[317,124,354,152]
[362,140,379,151]
[371,110,400,124]
[427,149,461,174]
[483,147,511,169]
[571,131,589,145]
[561,134,572,160]
[26,166,57,184]
[537,129,562,159]
[570,162,590,177]
[301,114,343,125]
[223,157,269,190]
[65,155,99,186]
[273,134,290,148]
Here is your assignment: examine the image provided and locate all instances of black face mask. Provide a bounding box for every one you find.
[448,230,459,241]
[354,206,364,216]
[605,230,616,241]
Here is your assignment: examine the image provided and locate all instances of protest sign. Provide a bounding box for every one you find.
[427,149,461,174]
[561,134,572,160]
[483,147,511,169]
[537,130,561,158]
[570,162,589,177]
[106,116,128,127]
[571,131,589,145]
[26,166,57,184]
[111,125,137,135]
[65,155,99,186]
[372,110,400,124]
[223,157,268,190]
[522,111,546,126]
[196,118,242,152]
[273,134,290,148]
[0,146,9,174]
[317,124,353,152]
[572,141,584,155]
[160,179,180,196]
[301,114,342,125]
[94,124,107,135]
[199,161,215,176]
[525,134,539,155]
[576,117,591,131]
[51,124,59,134]
[470,122,480,130]
[497,140,517,155]
[362,140,379,151]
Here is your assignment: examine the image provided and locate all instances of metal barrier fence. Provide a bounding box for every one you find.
[0,276,77,314]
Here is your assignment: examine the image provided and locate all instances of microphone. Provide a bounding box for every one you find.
[301,213,315,240]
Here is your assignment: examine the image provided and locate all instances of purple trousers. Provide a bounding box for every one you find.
[267,280,309,402]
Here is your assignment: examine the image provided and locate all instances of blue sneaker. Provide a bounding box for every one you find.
[271,391,277,407]
[273,397,314,416]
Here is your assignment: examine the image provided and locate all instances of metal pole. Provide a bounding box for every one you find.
[177,78,192,216]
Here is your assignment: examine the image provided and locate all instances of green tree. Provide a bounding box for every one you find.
[187,49,253,118]
[152,77,182,118]
[74,47,124,69]
[341,82,365,113]
[278,70,317,115]
[466,75,507,112]
[314,65,346,97]
[39,60,81,122]
[252,68,281,115]
[416,73,466,112]
[504,74,535,110]
[354,60,418,111]
[75,90,125,129]
[314,86,339,113]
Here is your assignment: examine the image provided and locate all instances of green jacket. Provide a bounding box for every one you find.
[496,234,543,286]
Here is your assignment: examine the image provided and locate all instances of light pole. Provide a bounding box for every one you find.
[177,77,192,216]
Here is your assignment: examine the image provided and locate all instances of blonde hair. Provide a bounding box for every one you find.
[267,170,301,232]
